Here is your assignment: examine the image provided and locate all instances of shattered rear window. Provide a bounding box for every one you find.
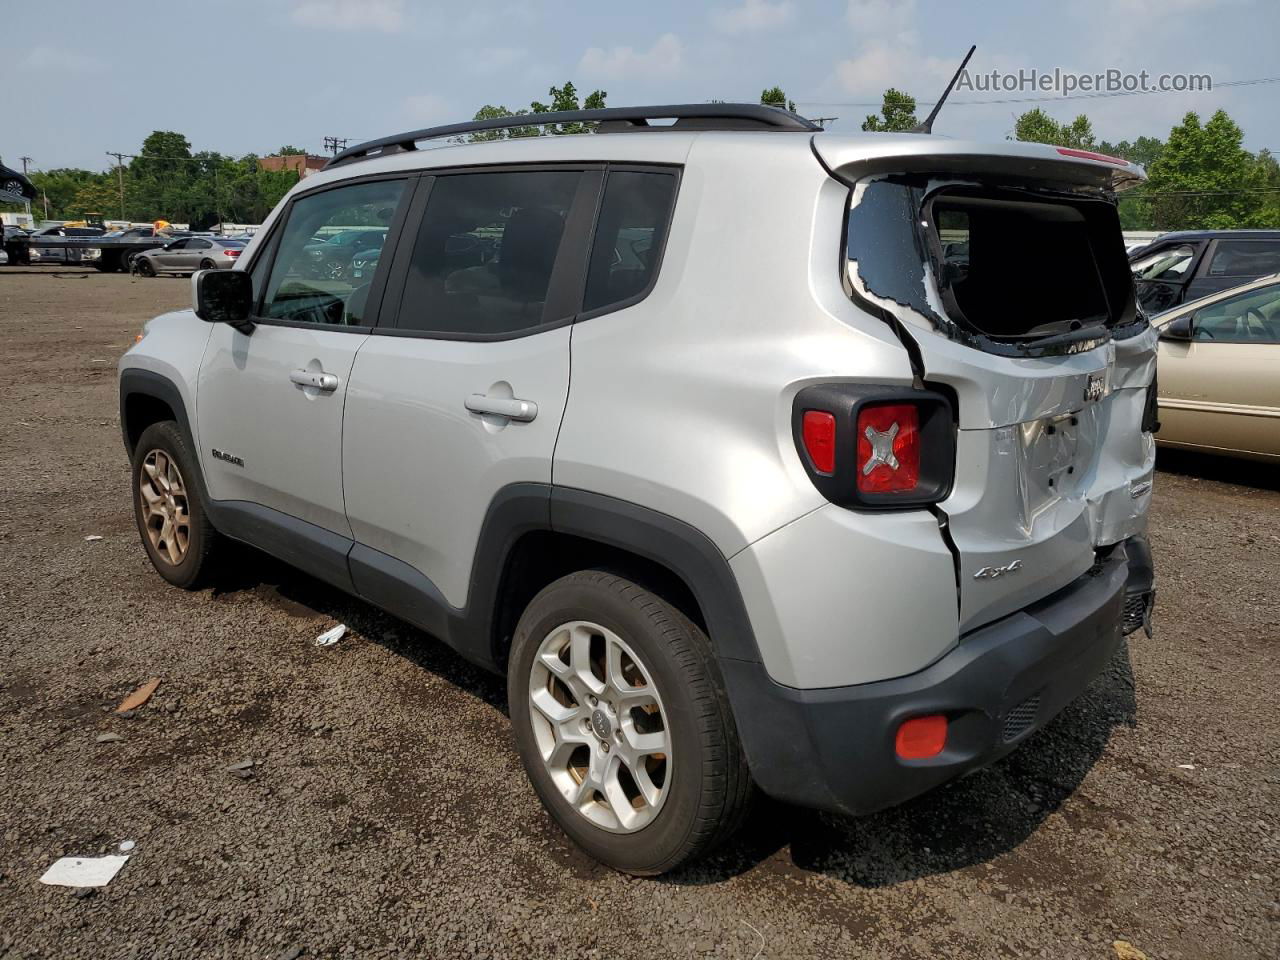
[846,177,1137,355]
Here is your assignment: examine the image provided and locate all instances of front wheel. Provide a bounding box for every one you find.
[508,571,752,875]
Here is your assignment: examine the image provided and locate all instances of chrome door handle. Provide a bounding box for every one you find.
[290,369,339,391]
[464,394,538,422]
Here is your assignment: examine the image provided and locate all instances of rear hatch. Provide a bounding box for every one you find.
[816,137,1157,632]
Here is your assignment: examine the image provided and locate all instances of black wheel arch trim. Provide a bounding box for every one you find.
[119,368,195,459]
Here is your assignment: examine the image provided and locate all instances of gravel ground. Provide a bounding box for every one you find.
[1,267,1277,960]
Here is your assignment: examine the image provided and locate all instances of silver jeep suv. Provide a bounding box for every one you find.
[119,104,1157,875]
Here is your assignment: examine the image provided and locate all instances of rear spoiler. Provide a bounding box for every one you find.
[812,135,1145,194]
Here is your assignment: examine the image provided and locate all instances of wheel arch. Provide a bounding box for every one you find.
[475,485,763,672]
[119,368,194,458]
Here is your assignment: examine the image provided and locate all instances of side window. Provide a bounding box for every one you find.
[1193,284,1280,343]
[1207,240,1280,278]
[396,170,580,337]
[583,170,677,314]
[258,178,406,327]
[168,239,189,250]
[190,238,211,250]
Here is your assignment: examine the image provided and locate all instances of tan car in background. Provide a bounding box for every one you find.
[1155,273,1280,461]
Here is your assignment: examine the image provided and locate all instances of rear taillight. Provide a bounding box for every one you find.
[856,403,920,494]
[792,384,955,510]
[224,249,241,258]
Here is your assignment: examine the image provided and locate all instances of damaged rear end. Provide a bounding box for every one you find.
[818,137,1157,637]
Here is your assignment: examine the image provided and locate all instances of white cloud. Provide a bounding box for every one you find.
[579,33,684,80]
[835,46,955,97]
[291,0,403,32]
[711,0,794,34]
[845,0,916,39]
[463,46,528,75]
[21,46,103,71]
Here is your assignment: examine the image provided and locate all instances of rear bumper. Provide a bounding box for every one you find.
[722,536,1153,816]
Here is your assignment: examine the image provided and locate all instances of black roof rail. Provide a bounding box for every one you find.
[325,103,821,168]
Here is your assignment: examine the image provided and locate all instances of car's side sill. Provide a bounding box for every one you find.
[205,499,357,594]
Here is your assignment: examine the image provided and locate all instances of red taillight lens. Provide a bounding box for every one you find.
[801,410,836,474]
[895,714,947,759]
[856,403,920,494]
[224,249,241,257]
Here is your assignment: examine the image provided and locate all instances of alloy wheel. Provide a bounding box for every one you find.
[138,448,191,566]
[529,620,671,833]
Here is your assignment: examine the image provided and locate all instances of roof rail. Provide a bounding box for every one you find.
[326,103,821,168]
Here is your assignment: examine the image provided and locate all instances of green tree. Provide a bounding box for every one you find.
[274,145,307,156]
[1145,110,1260,229]
[760,86,796,113]
[468,81,607,141]
[861,89,918,132]
[1013,108,1094,149]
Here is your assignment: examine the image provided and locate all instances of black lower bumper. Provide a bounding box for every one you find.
[722,536,1154,816]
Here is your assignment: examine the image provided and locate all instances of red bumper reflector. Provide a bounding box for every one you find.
[896,714,947,759]
[801,410,837,474]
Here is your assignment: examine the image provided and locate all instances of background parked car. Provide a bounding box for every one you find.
[301,228,388,280]
[135,237,246,276]
[1154,273,1280,461]
[0,162,36,201]
[23,224,105,264]
[1130,230,1280,314]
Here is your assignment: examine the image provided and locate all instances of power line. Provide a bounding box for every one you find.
[323,136,350,156]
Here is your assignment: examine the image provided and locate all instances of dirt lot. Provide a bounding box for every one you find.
[0,266,1276,960]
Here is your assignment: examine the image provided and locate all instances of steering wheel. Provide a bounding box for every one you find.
[1245,308,1269,339]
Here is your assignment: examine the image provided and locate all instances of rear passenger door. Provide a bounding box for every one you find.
[341,166,601,614]
[1186,239,1280,302]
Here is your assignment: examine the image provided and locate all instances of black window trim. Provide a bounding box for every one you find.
[245,170,419,335]
[1203,236,1280,280]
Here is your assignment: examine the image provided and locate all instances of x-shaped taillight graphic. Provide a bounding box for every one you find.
[862,422,900,475]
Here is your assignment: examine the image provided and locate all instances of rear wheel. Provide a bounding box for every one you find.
[130,421,223,589]
[199,258,216,271]
[508,571,752,875]
[136,257,156,277]
[121,249,139,274]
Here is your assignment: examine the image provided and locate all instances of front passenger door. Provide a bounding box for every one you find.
[196,176,412,549]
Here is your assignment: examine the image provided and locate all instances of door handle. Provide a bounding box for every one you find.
[464,393,538,422]
[290,369,339,391]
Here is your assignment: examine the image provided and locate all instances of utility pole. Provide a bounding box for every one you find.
[106,151,127,220]
[20,156,32,174]
[810,116,838,130]
[323,136,349,157]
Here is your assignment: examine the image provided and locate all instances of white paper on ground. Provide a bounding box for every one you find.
[314,624,346,647]
[39,855,129,887]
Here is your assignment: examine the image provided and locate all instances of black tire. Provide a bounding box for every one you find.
[199,258,216,271]
[508,570,752,875]
[121,249,138,274]
[130,420,223,589]
[136,257,156,277]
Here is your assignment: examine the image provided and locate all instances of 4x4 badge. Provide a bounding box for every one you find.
[1084,373,1105,402]
[974,559,1023,580]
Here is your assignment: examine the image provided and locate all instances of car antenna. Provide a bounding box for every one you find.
[912,45,977,135]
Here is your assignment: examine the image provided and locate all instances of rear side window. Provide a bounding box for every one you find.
[583,171,677,313]
[397,170,580,336]
[1207,240,1280,278]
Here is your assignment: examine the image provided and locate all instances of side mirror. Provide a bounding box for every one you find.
[193,269,253,325]
[1159,314,1193,342]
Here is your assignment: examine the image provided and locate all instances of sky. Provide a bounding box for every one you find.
[4,0,1278,173]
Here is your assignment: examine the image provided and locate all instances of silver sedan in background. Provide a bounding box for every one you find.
[134,237,246,276]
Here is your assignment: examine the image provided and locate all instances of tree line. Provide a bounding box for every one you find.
[26,131,302,226]
[18,82,1277,232]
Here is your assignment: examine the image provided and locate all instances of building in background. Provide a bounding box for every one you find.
[258,154,327,178]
